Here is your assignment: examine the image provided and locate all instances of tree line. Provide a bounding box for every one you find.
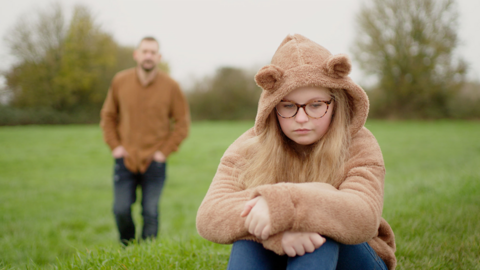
[1,0,479,125]
[3,3,135,113]
[352,0,477,119]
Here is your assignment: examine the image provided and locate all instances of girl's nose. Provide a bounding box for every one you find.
[295,107,309,123]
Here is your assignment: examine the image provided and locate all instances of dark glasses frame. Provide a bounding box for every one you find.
[276,97,335,119]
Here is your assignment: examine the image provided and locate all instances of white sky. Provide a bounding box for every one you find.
[1,0,479,90]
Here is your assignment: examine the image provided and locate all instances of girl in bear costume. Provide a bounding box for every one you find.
[196,34,396,270]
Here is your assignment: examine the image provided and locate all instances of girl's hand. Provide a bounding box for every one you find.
[241,196,271,240]
[240,196,259,217]
[281,231,326,257]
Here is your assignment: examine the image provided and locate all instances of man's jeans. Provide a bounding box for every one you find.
[227,238,388,270]
[112,158,166,243]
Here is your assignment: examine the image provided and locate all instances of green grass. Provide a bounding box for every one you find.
[0,120,479,269]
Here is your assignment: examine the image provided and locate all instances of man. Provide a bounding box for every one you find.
[100,36,190,244]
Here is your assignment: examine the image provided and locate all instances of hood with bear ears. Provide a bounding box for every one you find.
[253,34,369,136]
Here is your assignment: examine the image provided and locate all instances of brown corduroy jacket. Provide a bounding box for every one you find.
[100,68,190,173]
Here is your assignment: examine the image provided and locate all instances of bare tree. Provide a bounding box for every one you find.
[3,3,66,108]
[4,3,65,64]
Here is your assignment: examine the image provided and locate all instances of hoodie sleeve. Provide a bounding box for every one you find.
[252,127,386,247]
[196,129,256,244]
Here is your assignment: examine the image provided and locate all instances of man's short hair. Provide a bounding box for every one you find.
[138,36,159,50]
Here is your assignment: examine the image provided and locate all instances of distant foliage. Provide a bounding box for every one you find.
[0,105,100,125]
[448,81,480,119]
[188,67,261,120]
[352,0,469,118]
[1,3,164,123]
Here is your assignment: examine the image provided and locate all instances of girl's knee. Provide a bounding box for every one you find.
[318,237,340,254]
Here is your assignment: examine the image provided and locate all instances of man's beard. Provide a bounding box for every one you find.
[141,60,155,72]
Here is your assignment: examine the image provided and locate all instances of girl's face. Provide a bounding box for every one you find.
[276,86,334,145]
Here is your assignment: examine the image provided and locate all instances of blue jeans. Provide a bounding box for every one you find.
[112,158,166,243]
[227,238,388,270]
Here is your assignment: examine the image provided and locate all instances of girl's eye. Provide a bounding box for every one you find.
[283,103,295,109]
[309,102,324,109]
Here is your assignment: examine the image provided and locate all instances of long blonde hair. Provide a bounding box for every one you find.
[238,89,351,189]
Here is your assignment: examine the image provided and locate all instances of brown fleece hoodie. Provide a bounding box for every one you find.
[196,34,396,269]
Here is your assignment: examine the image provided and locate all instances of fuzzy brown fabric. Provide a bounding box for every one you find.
[196,34,396,269]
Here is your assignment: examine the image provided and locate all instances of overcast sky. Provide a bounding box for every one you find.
[1,0,479,90]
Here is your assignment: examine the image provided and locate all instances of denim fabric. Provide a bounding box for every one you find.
[227,238,388,270]
[112,158,166,243]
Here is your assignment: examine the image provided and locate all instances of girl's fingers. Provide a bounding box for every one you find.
[243,196,272,239]
[254,223,264,238]
[284,246,296,257]
[253,220,271,239]
[240,204,253,217]
[310,234,326,249]
[260,224,271,240]
[240,197,260,217]
[281,232,324,257]
[293,243,305,256]
[244,212,252,229]
[303,240,315,253]
[248,218,258,235]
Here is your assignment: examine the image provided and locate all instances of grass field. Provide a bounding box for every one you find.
[0,120,479,269]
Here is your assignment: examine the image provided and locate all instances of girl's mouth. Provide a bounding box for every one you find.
[295,129,311,134]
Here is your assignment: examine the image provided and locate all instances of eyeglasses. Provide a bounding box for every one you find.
[275,97,334,119]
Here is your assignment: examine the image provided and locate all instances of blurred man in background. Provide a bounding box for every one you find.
[100,36,190,244]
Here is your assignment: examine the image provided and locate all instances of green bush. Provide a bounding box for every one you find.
[447,81,480,119]
[0,105,100,125]
[366,80,480,119]
[187,67,261,121]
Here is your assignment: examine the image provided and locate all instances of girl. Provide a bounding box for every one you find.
[196,34,396,270]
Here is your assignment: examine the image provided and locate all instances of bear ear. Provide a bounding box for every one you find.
[323,54,351,78]
[255,64,285,92]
